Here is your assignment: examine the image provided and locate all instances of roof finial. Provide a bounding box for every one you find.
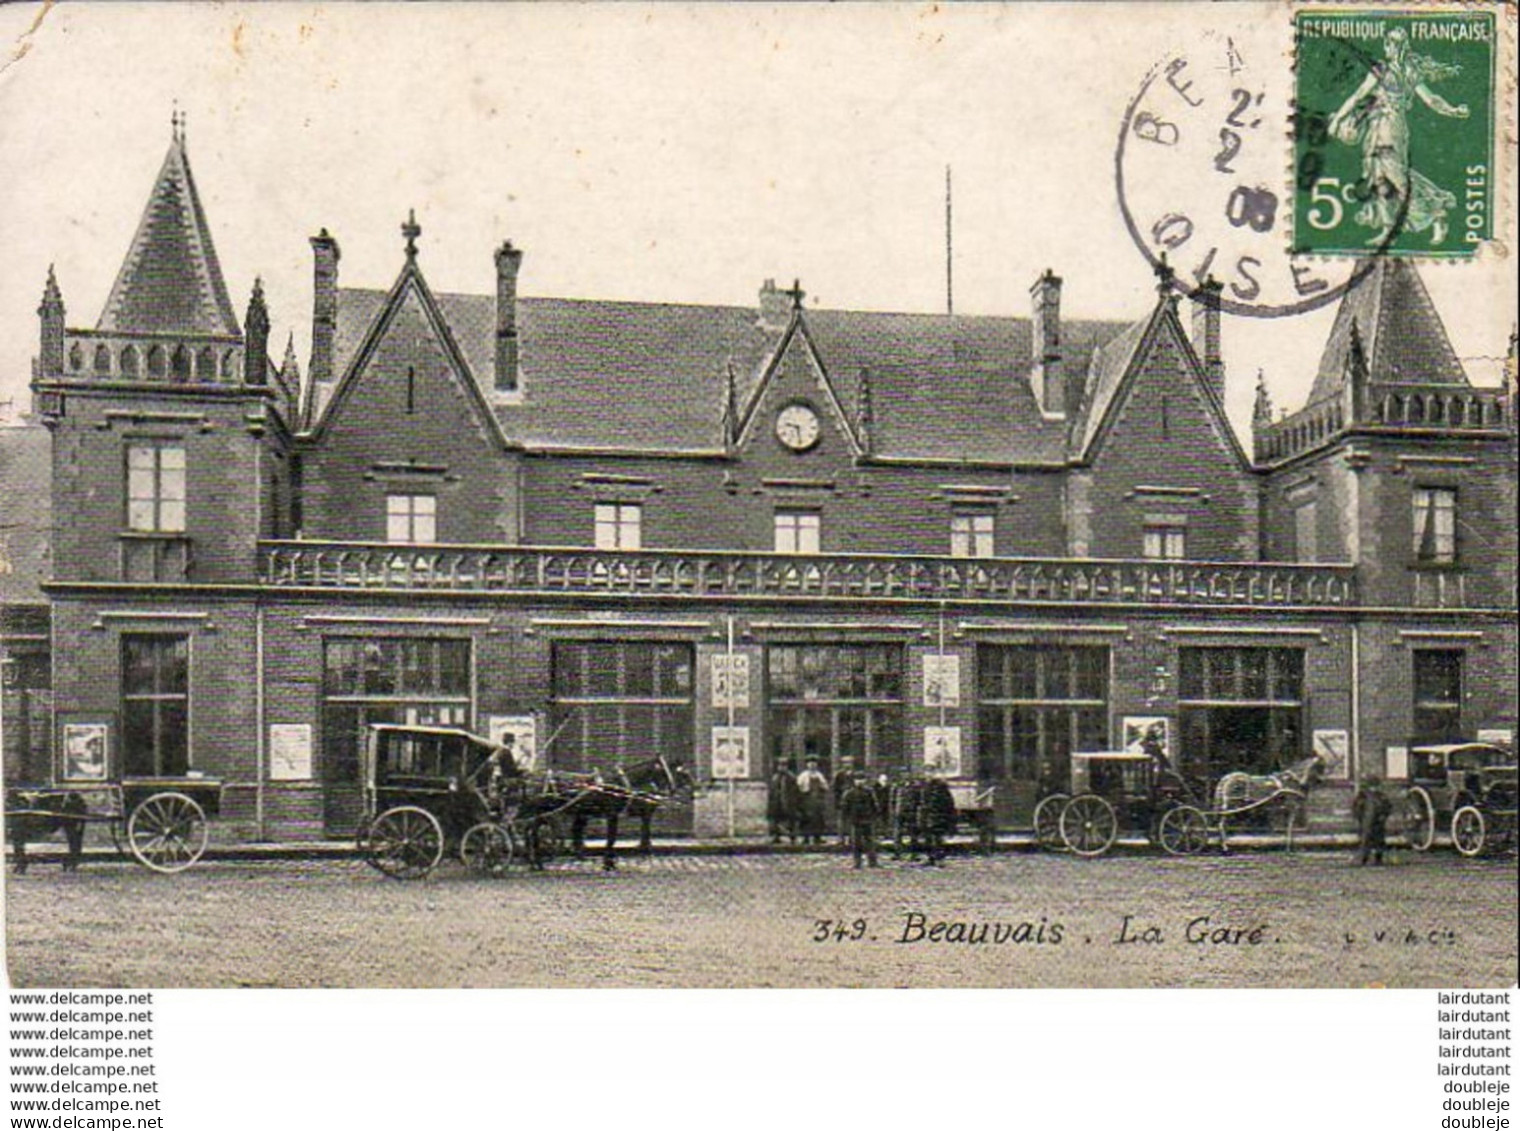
[402,209,421,261]
[1154,253,1176,296]
[170,102,186,146]
[788,278,805,311]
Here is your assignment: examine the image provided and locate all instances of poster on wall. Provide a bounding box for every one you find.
[1385,746,1409,781]
[711,726,750,780]
[1122,716,1170,763]
[488,715,539,770]
[710,654,751,709]
[61,723,108,781]
[922,654,961,707]
[923,726,962,777]
[268,724,313,781]
[1312,729,1350,780]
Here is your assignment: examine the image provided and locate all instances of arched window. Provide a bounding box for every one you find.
[1429,398,1445,424]
[147,345,168,379]
[120,346,140,377]
[196,347,216,381]
[221,350,237,380]
[171,345,191,382]
[94,344,112,375]
[1408,396,1425,423]
[69,343,84,372]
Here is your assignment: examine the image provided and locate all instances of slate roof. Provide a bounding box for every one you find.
[1309,258,1468,403]
[319,283,1130,463]
[0,426,52,606]
[96,137,241,338]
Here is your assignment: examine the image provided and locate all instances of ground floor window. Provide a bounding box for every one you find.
[765,644,904,777]
[121,634,190,777]
[320,637,472,827]
[550,641,694,773]
[976,645,1108,789]
[1177,647,1303,781]
[1412,649,1463,742]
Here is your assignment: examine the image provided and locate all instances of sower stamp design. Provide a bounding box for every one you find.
[1293,11,1495,257]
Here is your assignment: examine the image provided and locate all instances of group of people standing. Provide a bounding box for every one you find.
[767,757,958,868]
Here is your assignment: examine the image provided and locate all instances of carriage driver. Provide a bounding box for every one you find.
[478,734,518,815]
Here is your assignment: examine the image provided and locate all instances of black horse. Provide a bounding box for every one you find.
[7,789,89,874]
[567,757,693,870]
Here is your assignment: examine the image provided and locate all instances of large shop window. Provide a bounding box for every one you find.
[1178,647,1303,781]
[765,644,903,778]
[976,645,1108,788]
[126,444,186,533]
[1412,650,1463,742]
[551,642,694,773]
[121,635,190,777]
[320,637,471,828]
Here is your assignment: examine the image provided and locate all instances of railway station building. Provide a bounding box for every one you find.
[13,129,1518,840]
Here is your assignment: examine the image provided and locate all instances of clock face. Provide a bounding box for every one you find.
[775,403,821,451]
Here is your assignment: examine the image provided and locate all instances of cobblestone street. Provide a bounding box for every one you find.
[5,849,1515,989]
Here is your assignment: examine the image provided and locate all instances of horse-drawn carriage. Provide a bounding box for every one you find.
[1032,750,1323,857]
[6,776,223,874]
[887,778,998,857]
[1401,741,1517,857]
[359,723,687,879]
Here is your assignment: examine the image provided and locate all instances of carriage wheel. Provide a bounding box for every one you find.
[1158,806,1209,856]
[1402,787,1436,852]
[366,806,444,880]
[460,823,514,876]
[1060,794,1118,857]
[530,816,565,862]
[1032,794,1070,851]
[126,792,209,873]
[1451,806,1487,858]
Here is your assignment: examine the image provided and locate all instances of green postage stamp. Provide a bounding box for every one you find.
[1293,10,1495,257]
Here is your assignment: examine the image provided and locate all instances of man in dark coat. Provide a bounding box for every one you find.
[767,762,800,844]
[831,758,856,845]
[920,775,958,866]
[839,774,881,868]
[795,757,830,846]
[1352,773,1392,865]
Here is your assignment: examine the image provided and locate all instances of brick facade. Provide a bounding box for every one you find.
[15,131,1517,841]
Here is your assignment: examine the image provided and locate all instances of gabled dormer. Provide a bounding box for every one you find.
[299,213,520,545]
[31,117,292,585]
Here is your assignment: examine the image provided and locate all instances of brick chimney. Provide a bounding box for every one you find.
[308,229,340,388]
[1191,275,1224,402]
[38,267,65,379]
[494,241,523,392]
[1029,269,1066,417]
[243,278,269,386]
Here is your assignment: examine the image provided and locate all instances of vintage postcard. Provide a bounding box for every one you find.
[1,3,1515,1006]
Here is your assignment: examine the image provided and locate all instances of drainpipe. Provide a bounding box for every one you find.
[255,603,266,840]
[1350,620,1361,780]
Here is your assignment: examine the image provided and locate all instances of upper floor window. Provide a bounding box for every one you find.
[127,444,186,533]
[1412,487,1456,564]
[1142,524,1186,561]
[386,494,436,544]
[774,509,820,554]
[950,511,995,559]
[594,503,642,550]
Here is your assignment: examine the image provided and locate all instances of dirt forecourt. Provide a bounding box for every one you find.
[4,850,1515,989]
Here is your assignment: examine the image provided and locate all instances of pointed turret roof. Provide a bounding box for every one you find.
[96,127,240,338]
[1308,259,1467,403]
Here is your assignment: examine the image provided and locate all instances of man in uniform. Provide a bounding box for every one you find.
[839,773,881,869]
[767,760,800,845]
[1352,772,1392,865]
[920,775,958,866]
